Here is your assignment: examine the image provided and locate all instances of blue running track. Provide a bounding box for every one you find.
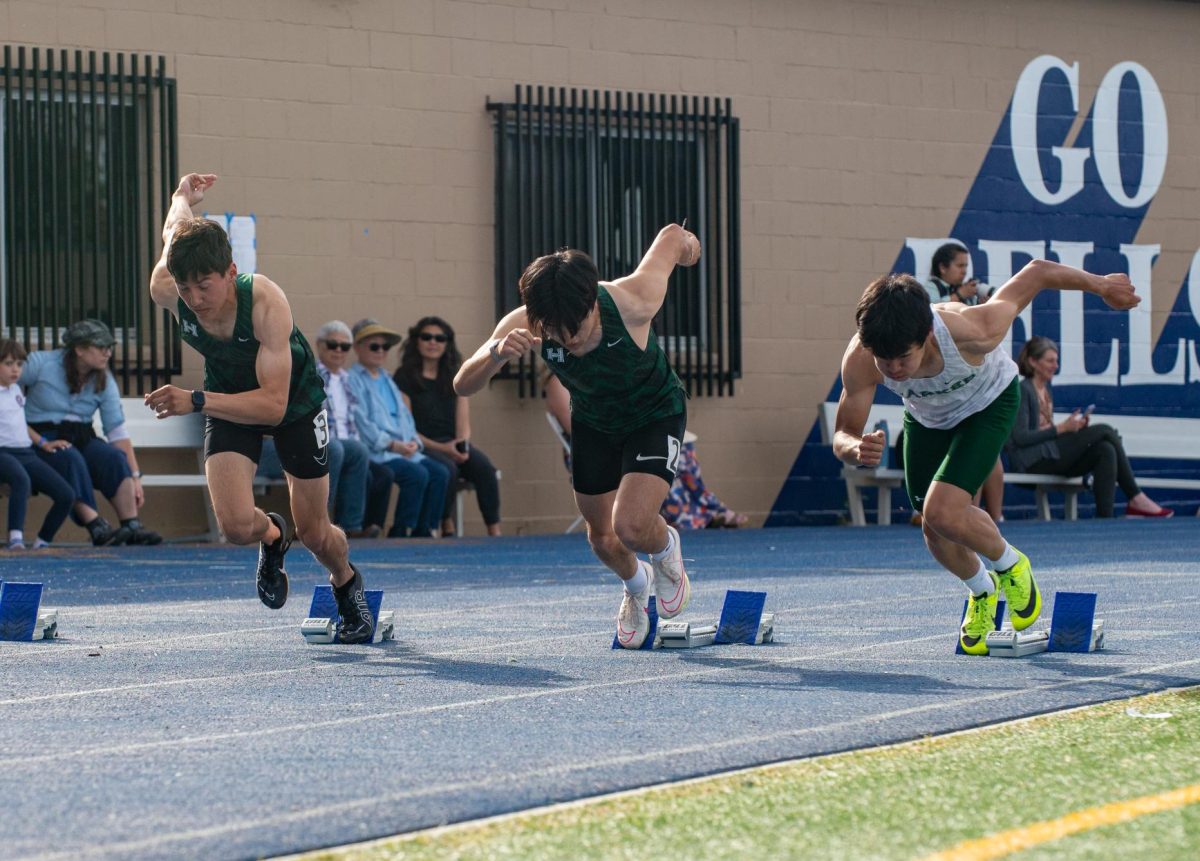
[1,519,1198,860]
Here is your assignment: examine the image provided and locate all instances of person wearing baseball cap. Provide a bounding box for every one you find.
[19,318,162,545]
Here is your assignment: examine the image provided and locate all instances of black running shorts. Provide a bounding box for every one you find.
[570,409,687,496]
[204,407,331,480]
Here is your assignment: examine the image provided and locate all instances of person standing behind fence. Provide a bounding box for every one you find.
[394,317,502,537]
[1008,335,1173,519]
[349,319,449,538]
[0,339,76,549]
[20,319,161,545]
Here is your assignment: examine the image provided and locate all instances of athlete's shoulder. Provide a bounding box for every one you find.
[841,334,882,387]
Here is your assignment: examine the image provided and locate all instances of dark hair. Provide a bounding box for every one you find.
[64,344,108,395]
[1017,335,1058,378]
[0,338,27,363]
[394,316,462,398]
[931,242,968,280]
[855,274,934,359]
[166,218,234,283]
[519,249,599,340]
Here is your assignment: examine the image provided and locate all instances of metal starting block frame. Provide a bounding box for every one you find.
[958,590,1105,657]
[301,585,394,644]
[613,590,774,651]
[0,581,59,642]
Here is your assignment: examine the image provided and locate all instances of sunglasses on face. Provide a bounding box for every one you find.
[364,342,390,352]
[322,341,353,352]
[418,332,448,343]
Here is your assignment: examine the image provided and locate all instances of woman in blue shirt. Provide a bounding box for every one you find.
[20,320,161,545]
[348,319,448,538]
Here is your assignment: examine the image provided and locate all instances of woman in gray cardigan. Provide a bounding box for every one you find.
[1007,336,1172,518]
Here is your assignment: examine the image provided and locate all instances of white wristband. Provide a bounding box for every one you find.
[488,340,507,364]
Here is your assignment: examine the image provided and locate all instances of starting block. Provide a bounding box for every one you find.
[958,591,1105,657]
[629,590,774,650]
[1048,591,1104,653]
[0,581,59,642]
[301,585,394,644]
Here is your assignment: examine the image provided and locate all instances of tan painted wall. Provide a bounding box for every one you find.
[4,0,1198,538]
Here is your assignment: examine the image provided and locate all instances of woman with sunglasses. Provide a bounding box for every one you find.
[19,318,161,545]
[394,317,502,537]
[349,318,449,538]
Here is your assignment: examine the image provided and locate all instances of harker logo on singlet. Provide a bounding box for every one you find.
[182,320,198,337]
[904,373,978,400]
[546,347,565,362]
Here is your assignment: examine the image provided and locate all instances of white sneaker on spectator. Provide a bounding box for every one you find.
[615,561,652,650]
[650,525,690,619]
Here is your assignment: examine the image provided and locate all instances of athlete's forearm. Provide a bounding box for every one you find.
[162,191,195,244]
[453,343,505,397]
[201,389,287,427]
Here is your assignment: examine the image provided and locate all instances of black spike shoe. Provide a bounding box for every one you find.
[255,512,292,609]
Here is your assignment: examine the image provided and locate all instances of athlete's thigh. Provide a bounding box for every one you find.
[204,450,259,523]
[274,407,331,480]
[618,411,687,485]
[902,411,953,512]
[570,419,624,496]
[574,488,617,536]
[613,471,671,528]
[937,380,1019,495]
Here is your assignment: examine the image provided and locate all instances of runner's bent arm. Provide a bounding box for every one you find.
[833,337,887,467]
[149,173,218,310]
[951,259,1140,355]
[454,306,539,397]
[608,223,701,327]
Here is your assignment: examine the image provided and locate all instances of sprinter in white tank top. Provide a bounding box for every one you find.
[833,260,1139,654]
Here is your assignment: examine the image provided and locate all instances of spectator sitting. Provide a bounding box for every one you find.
[394,316,502,537]
[0,338,76,549]
[1007,335,1172,518]
[544,375,744,530]
[19,319,161,545]
[349,318,449,538]
[314,320,392,538]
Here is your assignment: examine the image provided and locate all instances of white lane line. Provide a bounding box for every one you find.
[22,654,1200,861]
[0,593,1191,701]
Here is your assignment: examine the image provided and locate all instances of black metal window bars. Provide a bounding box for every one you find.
[1,46,179,394]
[487,85,741,398]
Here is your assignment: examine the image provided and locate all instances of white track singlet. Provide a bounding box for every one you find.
[879,311,1017,429]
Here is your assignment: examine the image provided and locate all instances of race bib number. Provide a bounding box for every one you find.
[313,409,330,449]
[666,434,681,475]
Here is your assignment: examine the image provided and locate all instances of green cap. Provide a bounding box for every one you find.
[62,319,116,348]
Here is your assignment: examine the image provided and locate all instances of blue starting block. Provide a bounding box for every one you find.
[955,597,1006,655]
[0,581,58,642]
[300,585,395,644]
[612,596,659,650]
[614,589,775,650]
[1048,591,1104,652]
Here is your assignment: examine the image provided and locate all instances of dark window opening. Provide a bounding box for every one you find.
[487,85,741,397]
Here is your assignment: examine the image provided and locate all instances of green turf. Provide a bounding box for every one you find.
[299,688,1200,861]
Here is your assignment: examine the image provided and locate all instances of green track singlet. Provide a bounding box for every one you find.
[177,274,325,430]
[540,285,686,435]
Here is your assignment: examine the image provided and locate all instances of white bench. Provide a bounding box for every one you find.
[818,402,1086,525]
[102,397,221,541]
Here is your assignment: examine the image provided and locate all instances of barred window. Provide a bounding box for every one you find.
[1,47,179,393]
[487,86,741,397]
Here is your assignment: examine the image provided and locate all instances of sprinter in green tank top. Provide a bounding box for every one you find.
[142,173,374,644]
[455,223,701,650]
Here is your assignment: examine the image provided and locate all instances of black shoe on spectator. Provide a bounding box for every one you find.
[86,517,131,547]
[333,564,374,644]
[256,512,291,610]
[122,519,163,545]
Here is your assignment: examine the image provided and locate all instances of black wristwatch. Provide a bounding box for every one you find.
[191,390,206,413]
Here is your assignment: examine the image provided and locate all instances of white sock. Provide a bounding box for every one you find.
[963,560,995,596]
[623,562,648,596]
[32,538,50,549]
[8,530,23,546]
[989,543,1020,572]
[648,528,676,562]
